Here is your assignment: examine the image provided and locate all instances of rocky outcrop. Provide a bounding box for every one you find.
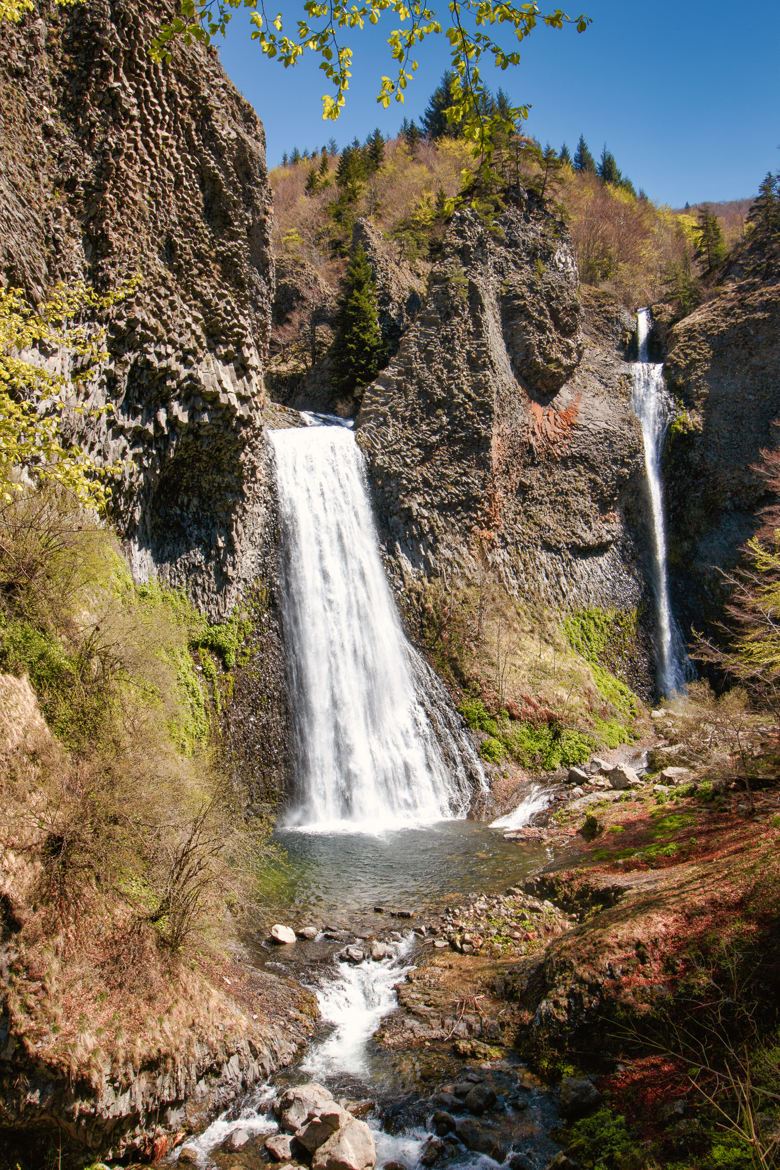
[357,196,647,615]
[0,0,274,615]
[662,243,780,630]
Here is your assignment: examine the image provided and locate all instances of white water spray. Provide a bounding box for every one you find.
[490,785,550,832]
[303,936,416,1081]
[632,309,690,696]
[269,424,480,833]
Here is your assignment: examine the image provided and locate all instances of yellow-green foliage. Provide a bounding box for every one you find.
[0,488,258,950]
[0,281,138,511]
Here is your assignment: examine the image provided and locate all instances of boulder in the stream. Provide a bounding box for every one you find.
[454,1118,507,1162]
[297,925,320,940]
[265,1133,297,1160]
[271,924,297,945]
[277,1083,337,1130]
[296,1107,348,1153]
[311,1115,376,1170]
[463,1083,497,1115]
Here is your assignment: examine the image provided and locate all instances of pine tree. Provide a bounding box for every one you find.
[304,166,318,195]
[693,208,727,274]
[366,128,385,171]
[597,145,621,185]
[318,149,329,177]
[332,245,384,397]
[290,147,301,165]
[422,72,461,139]
[559,143,572,166]
[281,152,289,167]
[747,173,780,238]
[573,134,596,173]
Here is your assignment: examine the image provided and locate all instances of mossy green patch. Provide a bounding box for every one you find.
[563,607,641,724]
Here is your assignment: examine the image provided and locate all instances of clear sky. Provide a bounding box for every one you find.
[216,1,780,208]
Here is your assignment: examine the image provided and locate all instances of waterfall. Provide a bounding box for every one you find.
[269,423,481,833]
[631,309,690,696]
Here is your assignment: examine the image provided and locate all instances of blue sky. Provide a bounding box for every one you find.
[216,1,779,208]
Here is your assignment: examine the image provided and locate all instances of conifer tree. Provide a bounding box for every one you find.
[281,152,289,167]
[573,134,596,173]
[693,208,727,274]
[304,166,318,195]
[366,128,385,171]
[318,149,329,177]
[401,118,422,151]
[748,173,780,238]
[559,143,572,165]
[332,245,384,396]
[422,72,461,139]
[597,145,621,185]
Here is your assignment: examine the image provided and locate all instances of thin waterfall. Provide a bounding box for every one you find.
[631,308,690,696]
[268,422,482,833]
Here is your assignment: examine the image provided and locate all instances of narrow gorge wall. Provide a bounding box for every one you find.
[661,243,780,632]
[357,198,649,621]
[0,0,274,614]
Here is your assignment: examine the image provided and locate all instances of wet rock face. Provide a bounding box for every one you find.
[0,0,273,615]
[663,272,780,631]
[358,197,646,613]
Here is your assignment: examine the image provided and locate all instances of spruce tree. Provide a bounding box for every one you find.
[573,134,596,173]
[366,128,385,171]
[693,208,727,273]
[422,72,461,139]
[748,172,780,238]
[559,143,572,165]
[332,245,384,397]
[597,145,621,185]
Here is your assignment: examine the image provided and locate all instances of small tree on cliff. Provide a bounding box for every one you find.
[693,207,727,274]
[332,245,384,397]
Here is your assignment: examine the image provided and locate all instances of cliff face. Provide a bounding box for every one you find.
[0,0,274,614]
[357,198,648,618]
[662,238,780,630]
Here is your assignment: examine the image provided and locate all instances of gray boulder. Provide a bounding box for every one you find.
[277,1083,337,1131]
[270,924,297,945]
[265,1133,296,1160]
[311,1116,376,1170]
[559,1076,602,1118]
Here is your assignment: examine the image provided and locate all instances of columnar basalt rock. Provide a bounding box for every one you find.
[661,249,780,631]
[357,196,646,615]
[0,0,274,615]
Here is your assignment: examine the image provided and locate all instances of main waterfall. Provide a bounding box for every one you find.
[632,309,690,696]
[269,422,479,832]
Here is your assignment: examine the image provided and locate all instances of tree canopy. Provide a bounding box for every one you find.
[151,0,589,146]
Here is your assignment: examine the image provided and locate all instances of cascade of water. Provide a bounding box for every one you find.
[269,423,481,833]
[632,309,690,696]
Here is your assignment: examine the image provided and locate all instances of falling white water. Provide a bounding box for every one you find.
[269,424,479,833]
[632,309,690,697]
[303,936,416,1081]
[490,785,550,831]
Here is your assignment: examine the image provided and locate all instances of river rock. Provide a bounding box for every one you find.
[223,1128,252,1152]
[558,1076,603,1118]
[464,1084,497,1115]
[311,1115,376,1170]
[420,1136,446,1166]
[370,941,388,961]
[271,924,297,945]
[431,1111,457,1136]
[607,763,642,790]
[296,1106,348,1153]
[277,1084,338,1131]
[454,1118,507,1162]
[297,926,319,940]
[265,1133,296,1160]
[567,766,590,785]
[178,1145,200,1164]
[342,945,366,964]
